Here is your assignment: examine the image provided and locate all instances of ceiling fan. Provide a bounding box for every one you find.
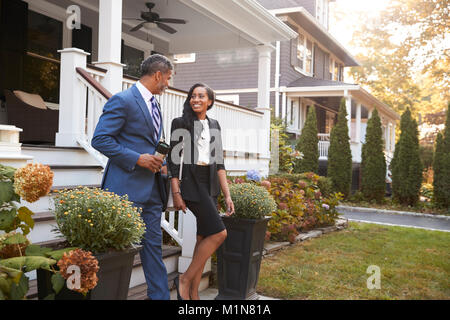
[125,2,187,34]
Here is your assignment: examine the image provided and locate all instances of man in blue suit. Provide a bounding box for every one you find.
[92,54,173,300]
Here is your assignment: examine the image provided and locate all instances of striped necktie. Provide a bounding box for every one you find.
[150,96,161,142]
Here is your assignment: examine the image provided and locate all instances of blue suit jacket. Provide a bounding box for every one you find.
[91,84,163,205]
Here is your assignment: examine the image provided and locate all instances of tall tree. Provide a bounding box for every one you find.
[327,99,352,198]
[361,108,386,202]
[433,103,450,208]
[295,106,318,173]
[391,108,423,205]
[347,0,449,127]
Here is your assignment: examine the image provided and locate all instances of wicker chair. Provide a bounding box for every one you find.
[4,90,59,144]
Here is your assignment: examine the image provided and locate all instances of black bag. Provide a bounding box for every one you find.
[156,172,171,212]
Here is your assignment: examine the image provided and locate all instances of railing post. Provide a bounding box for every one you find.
[94,0,124,95]
[55,48,89,147]
[178,209,198,273]
[0,125,33,167]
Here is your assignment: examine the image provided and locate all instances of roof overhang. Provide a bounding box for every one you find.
[283,85,400,121]
[269,7,359,67]
[162,0,299,53]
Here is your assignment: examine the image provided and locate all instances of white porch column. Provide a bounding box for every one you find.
[94,0,124,94]
[0,125,33,167]
[356,103,361,143]
[55,48,89,147]
[344,92,352,140]
[256,44,274,174]
[386,122,391,151]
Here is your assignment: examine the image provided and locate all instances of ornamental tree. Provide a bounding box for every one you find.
[361,108,386,202]
[433,103,450,208]
[391,108,422,206]
[327,98,352,198]
[295,106,318,173]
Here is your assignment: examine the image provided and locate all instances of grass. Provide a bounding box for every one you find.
[257,222,450,300]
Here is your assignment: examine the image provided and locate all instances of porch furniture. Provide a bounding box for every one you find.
[4,90,58,144]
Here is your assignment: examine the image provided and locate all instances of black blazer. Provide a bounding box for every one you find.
[168,116,225,202]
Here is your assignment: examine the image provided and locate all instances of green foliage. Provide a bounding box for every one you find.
[433,103,450,208]
[295,106,319,173]
[53,187,146,254]
[361,109,387,202]
[391,108,423,206]
[0,165,34,235]
[327,99,352,198]
[228,183,277,220]
[266,173,342,242]
[270,118,301,173]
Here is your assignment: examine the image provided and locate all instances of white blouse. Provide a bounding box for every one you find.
[197,119,210,165]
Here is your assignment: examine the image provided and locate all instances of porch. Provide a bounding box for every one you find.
[0,0,297,296]
[281,76,400,165]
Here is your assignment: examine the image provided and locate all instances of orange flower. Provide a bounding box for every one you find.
[13,163,54,203]
[57,249,99,294]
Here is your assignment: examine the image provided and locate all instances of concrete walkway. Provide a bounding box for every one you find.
[338,205,450,232]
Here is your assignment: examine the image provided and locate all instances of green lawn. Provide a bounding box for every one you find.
[258,222,450,300]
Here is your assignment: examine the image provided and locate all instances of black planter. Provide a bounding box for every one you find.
[37,245,142,300]
[216,216,270,300]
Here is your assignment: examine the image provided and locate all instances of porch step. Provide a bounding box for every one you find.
[22,144,101,167]
[25,241,182,300]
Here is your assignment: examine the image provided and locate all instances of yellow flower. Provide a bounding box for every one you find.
[64,211,69,215]
[88,209,92,212]
[90,223,94,227]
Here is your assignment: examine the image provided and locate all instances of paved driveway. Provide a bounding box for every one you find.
[338,207,450,232]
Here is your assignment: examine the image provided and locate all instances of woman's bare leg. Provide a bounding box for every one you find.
[179,230,227,300]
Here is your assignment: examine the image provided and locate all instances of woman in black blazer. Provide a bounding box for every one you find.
[168,83,234,300]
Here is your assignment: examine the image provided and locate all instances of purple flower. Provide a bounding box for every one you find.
[246,170,261,182]
[322,204,330,210]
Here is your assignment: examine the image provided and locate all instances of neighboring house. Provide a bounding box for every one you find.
[0,0,297,298]
[173,0,400,189]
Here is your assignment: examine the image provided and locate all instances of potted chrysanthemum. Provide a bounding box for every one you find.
[216,182,276,300]
[36,187,145,300]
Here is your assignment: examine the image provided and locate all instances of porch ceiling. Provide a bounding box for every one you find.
[66,0,297,54]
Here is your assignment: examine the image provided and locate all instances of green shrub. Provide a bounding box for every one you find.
[391,108,422,206]
[361,108,386,202]
[53,187,145,254]
[433,103,450,208]
[295,106,319,173]
[327,99,353,198]
[228,183,277,220]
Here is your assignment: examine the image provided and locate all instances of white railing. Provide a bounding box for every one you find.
[318,133,330,160]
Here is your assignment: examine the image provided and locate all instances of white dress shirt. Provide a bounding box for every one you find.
[197,119,210,165]
[136,81,155,115]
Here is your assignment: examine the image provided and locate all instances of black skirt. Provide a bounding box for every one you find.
[184,165,225,237]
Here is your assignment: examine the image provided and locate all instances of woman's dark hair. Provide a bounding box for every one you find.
[181,83,215,133]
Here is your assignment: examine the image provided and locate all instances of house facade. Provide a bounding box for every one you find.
[0,0,297,297]
[173,0,400,187]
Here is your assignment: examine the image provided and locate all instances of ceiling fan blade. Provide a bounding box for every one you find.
[123,18,144,21]
[157,18,187,24]
[130,22,146,32]
[156,22,177,34]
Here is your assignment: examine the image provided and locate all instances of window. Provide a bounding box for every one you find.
[122,44,144,78]
[23,10,63,103]
[316,0,329,28]
[305,40,313,74]
[297,34,305,69]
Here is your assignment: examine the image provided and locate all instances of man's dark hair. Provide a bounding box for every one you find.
[140,54,173,77]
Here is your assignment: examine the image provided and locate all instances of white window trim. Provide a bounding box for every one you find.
[294,28,314,77]
[174,53,196,64]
